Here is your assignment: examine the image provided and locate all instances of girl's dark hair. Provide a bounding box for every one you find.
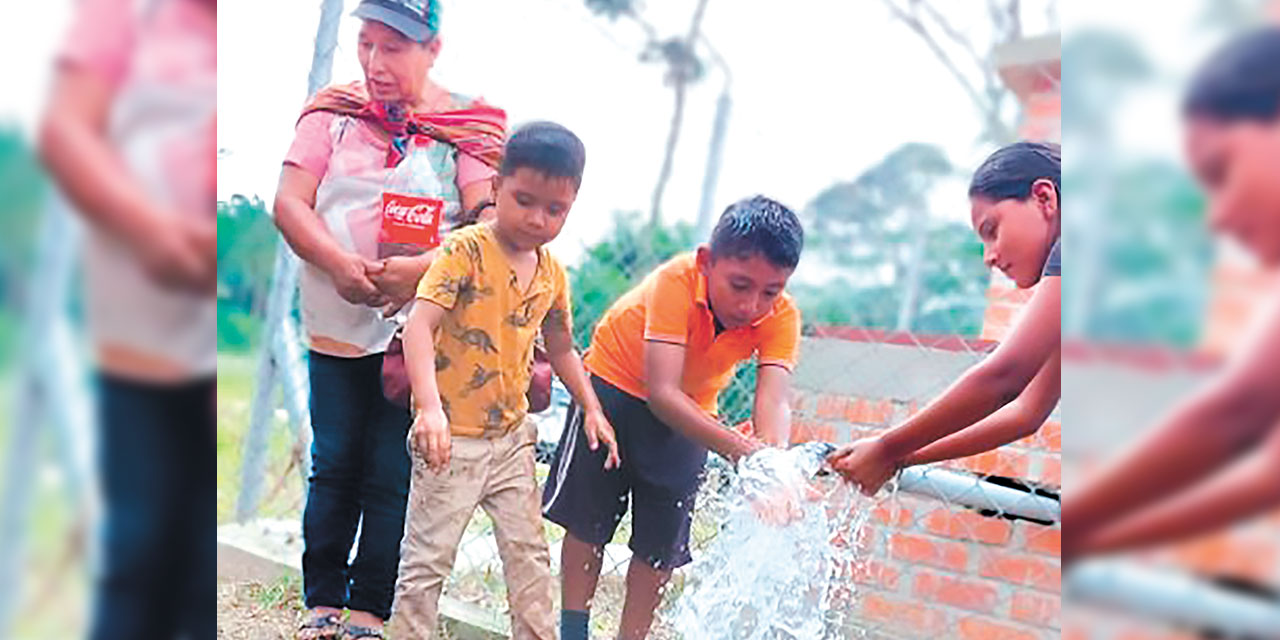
[1183,26,1280,123]
[709,195,805,269]
[968,141,1061,204]
[499,121,586,188]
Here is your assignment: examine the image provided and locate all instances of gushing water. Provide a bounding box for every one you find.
[671,443,877,639]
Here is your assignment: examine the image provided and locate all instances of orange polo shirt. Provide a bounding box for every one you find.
[584,253,801,414]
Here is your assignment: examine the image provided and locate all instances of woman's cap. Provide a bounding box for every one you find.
[352,0,438,43]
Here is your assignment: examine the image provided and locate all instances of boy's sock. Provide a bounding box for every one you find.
[561,609,590,640]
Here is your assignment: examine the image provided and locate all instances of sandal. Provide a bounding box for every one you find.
[343,624,386,639]
[297,613,343,640]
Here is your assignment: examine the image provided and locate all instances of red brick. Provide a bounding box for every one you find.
[790,391,810,414]
[957,616,1039,640]
[1037,456,1061,487]
[1011,591,1060,628]
[912,572,1000,614]
[923,509,1012,545]
[1024,525,1061,557]
[815,394,846,420]
[957,449,1030,478]
[860,593,948,635]
[889,533,969,572]
[850,558,900,590]
[1038,420,1061,451]
[872,504,913,528]
[1171,534,1279,584]
[790,419,835,445]
[979,551,1061,592]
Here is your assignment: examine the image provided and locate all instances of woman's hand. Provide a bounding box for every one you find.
[137,216,217,293]
[325,252,388,308]
[369,254,429,315]
[828,436,902,496]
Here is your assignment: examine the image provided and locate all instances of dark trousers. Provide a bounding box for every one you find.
[90,374,215,640]
[302,351,412,620]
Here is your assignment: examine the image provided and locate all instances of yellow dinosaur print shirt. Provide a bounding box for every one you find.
[416,223,572,438]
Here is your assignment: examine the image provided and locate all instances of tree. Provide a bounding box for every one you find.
[216,195,278,350]
[876,0,1057,145]
[568,212,696,347]
[584,0,711,226]
[801,143,988,336]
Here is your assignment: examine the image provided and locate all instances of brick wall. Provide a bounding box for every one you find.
[789,335,1061,638]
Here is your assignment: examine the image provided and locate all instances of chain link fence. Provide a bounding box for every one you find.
[218,196,1077,637]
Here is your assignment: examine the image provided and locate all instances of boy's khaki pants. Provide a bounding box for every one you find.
[391,418,555,639]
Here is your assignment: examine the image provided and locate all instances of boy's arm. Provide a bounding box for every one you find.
[403,300,451,470]
[543,314,620,469]
[646,341,762,464]
[904,350,1060,466]
[752,365,793,447]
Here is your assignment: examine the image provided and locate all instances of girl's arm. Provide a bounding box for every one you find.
[1063,291,1280,557]
[1075,426,1280,558]
[905,350,1060,466]
[879,277,1061,459]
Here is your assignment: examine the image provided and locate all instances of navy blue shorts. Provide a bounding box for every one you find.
[542,375,708,570]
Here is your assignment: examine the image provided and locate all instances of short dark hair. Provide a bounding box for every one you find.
[968,141,1061,204]
[1183,26,1280,123]
[709,195,804,269]
[499,121,587,188]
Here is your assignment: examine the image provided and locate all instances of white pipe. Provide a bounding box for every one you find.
[896,465,1060,524]
[1068,560,1280,639]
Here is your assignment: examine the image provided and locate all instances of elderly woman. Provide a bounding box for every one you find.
[273,1,506,638]
[38,0,217,638]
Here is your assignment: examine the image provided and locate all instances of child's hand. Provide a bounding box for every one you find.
[827,436,900,497]
[413,405,452,473]
[750,481,824,527]
[370,255,427,311]
[583,409,621,470]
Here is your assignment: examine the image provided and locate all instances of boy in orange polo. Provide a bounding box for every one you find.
[543,195,805,640]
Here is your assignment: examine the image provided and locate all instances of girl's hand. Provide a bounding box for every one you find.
[828,436,901,496]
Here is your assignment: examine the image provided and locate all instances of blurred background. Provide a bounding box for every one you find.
[1062,1,1280,639]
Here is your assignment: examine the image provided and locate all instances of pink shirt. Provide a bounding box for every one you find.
[58,0,217,380]
[282,98,497,356]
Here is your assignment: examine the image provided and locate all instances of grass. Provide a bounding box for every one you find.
[217,351,307,524]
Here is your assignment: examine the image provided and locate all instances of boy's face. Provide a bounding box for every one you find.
[697,247,794,330]
[357,20,439,105]
[1185,116,1280,266]
[491,168,578,251]
[970,180,1058,289]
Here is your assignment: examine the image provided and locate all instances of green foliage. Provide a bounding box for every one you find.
[569,213,697,348]
[217,195,278,352]
[801,142,988,336]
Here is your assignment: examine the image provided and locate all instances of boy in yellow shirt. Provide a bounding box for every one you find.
[392,122,619,639]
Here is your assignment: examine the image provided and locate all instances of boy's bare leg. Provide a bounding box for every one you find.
[560,533,604,611]
[617,558,672,640]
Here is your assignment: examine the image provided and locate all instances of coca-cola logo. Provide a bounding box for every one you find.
[381,192,444,248]
[385,200,439,227]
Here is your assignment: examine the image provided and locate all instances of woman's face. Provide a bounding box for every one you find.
[1185,116,1280,266]
[357,20,439,105]
[970,180,1059,289]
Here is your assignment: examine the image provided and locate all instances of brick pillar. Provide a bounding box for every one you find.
[981,35,1060,342]
[1199,241,1279,357]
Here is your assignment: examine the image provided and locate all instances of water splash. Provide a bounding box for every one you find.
[671,443,876,639]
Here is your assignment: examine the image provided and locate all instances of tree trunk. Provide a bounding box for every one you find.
[649,0,711,227]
